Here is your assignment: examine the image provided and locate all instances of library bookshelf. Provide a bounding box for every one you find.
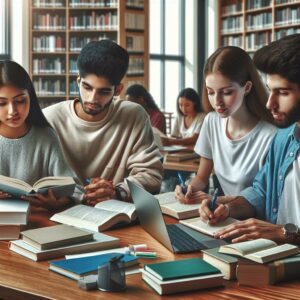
[219,0,300,53]
[29,0,149,107]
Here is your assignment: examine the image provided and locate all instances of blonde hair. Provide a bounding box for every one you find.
[201,46,273,123]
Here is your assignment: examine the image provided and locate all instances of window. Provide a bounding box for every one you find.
[149,0,205,115]
[0,0,10,60]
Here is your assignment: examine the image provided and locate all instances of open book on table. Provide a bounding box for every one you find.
[219,238,299,264]
[179,216,237,236]
[50,199,137,232]
[155,192,200,219]
[0,175,76,198]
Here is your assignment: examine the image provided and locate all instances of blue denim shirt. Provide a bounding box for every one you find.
[240,124,300,224]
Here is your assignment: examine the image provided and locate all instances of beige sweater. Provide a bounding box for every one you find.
[43,99,163,196]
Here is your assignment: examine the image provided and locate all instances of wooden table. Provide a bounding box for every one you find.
[1,213,300,300]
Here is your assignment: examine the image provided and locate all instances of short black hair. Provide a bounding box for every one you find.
[176,88,202,115]
[253,34,300,86]
[0,60,50,128]
[77,40,129,85]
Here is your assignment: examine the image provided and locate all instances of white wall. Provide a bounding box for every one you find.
[11,0,29,71]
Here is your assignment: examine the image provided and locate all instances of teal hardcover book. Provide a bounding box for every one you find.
[144,258,221,281]
[49,253,138,280]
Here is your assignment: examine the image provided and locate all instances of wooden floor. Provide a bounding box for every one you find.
[0,212,300,300]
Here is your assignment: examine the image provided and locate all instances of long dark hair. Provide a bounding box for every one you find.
[176,88,202,116]
[0,60,50,127]
[126,84,160,111]
[202,46,273,123]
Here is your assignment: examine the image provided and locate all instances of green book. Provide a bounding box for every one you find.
[144,258,221,281]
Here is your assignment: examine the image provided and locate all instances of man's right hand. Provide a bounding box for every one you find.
[199,198,229,224]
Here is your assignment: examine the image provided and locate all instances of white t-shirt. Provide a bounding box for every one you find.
[171,113,205,138]
[194,112,277,195]
[277,128,300,226]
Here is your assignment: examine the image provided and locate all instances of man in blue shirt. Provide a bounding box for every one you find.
[199,34,300,244]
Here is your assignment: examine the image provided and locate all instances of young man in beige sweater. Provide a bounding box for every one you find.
[43,40,163,206]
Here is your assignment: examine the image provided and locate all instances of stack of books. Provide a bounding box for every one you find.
[165,151,199,162]
[9,224,120,261]
[142,258,224,295]
[49,252,139,280]
[0,200,30,240]
[202,239,300,285]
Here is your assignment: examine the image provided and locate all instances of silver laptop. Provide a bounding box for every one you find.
[127,180,227,253]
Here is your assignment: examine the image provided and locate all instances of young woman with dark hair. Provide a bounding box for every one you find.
[0,60,75,211]
[162,88,206,146]
[125,84,166,134]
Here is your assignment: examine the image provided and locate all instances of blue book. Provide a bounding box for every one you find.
[49,253,139,280]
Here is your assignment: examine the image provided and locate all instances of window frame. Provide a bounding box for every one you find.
[150,0,185,110]
[0,0,11,60]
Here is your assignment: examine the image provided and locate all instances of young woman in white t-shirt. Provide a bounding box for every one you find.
[175,46,277,204]
[162,88,205,146]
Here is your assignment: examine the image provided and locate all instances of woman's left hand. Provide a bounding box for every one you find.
[22,188,72,211]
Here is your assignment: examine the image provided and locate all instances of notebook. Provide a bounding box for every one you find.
[127,180,227,253]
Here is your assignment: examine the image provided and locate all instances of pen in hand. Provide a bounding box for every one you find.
[209,188,219,212]
[177,172,187,195]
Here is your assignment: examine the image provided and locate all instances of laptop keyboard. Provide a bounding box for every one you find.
[166,224,203,252]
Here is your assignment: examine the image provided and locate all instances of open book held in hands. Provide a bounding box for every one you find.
[155,192,200,219]
[50,199,137,232]
[0,175,76,198]
[219,238,299,264]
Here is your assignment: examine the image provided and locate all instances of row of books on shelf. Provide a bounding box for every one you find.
[128,57,144,75]
[69,12,118,30]
[33,14,66,30]
[246,13,272,30]
[33,78,66,95]
[221,16,242,33]
[33,58,66,74]
[126,35,144,52]
[33,35,65,52]
[246,0,272,10]
[69,35,115,51]
[68,0,118,8]
[125,13,144,30]
[245,31,271,50]
[221,2,242,15]
[275,7,300,25]
[31,14,145,32]
[33,0,144,8]
[222,28,300,48]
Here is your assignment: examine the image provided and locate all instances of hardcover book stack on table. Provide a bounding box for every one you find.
[48,252,139,280]
[0,199,30,240]
[142,258,224,295]
[202,238,300,286]
[9,224,120,261]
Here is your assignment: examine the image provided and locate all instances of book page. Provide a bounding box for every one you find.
[180,217,237,236]
[0,175,32,192]
[95,200,136,220]
[220,238,277,256]
[51,205,122,227]
[155,192,176,205]
[246,244,299,261]
[34,176,75,189]
[162,201,199,213]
